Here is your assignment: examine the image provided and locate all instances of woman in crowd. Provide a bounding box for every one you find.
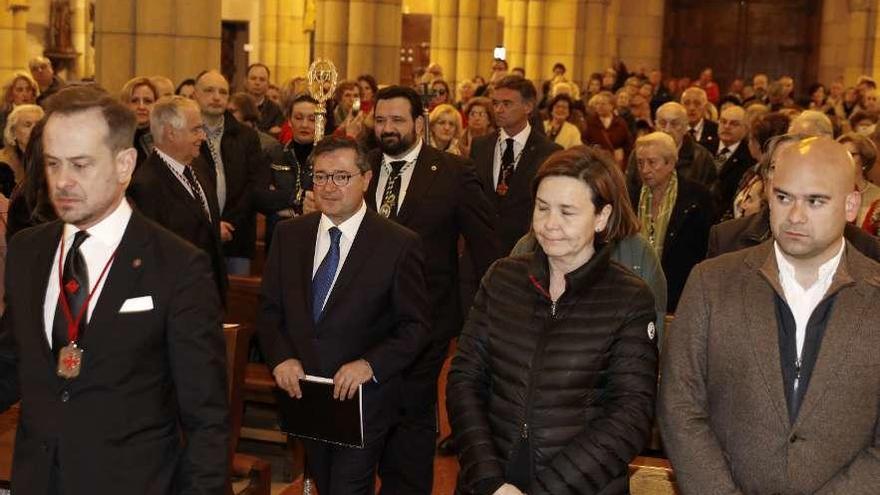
[120,77,158,168]
[456,79,476,112]
[228,92,281,154]
[807,83,828,112]
[0,72,39,146]
[459,96,495,158]
[0,104,43,197]
[449,146,658,495]
[583,91,633,168]
[837,132,880,231]
[175,78,196,99]
[732,112,791,217]
[429,104,463,155]
[430,79,452,110]
[583,73,603,102]
[7,118,54,239]
[357,74,378,114]
[543,94,582,149]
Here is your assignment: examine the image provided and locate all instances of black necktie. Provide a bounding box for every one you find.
[688,128,697,140]
[717,146,731,162]
[182,166,211,221]
[497,138,515,196]
[380,160,407,219]
[52,230,90,353]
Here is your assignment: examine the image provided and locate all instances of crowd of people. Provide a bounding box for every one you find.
[0,53,880,495]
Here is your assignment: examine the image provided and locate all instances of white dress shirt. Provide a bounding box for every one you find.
[689,119,705,142]
[43,198,133,347]
[312,201,368,312]
[774,239,845,389]
[493,123,532,187]
[374,139,423,214]
[717,139,740,160]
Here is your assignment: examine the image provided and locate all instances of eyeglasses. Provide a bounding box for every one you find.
[434,89,447,95]
[312,171,364,187]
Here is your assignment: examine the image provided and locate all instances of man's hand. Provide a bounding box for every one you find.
[273,359,305,398]
[332,359,373,400]
[493,484,525,495]
[302,190,318,215]
[220,221,235,242]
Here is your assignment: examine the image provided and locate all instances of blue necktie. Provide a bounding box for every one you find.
[312,227,342,322]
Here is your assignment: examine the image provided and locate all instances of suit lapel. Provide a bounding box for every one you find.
[80,212,150,355]
[32,222,64,367]
[743,245,790,429]
[793,252,861,427]
[320,211,377,318]
[397,147,440,223]
[153,157,214,227]
[301,215,319,333]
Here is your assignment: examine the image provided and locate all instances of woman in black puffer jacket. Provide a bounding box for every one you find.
[448,146,658,495]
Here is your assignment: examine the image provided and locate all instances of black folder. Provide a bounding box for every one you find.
[276,375,365,448]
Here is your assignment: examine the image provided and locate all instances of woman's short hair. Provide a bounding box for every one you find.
[588,91,613,108]
[550,81,580,100]
[750,112,792,154]
[547,94,574,118]
[838,132,879,173]
[429,104,462,134]
[3,104,44,148]
[3,72,40,108]
[635,132,678,165]
[229,92,261,126]
[119,77,158,104]
[531,146,640,243]
[464,96,495,127]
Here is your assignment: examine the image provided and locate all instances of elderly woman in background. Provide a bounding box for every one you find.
[583,91,634,167]
[449,146,659,495]
[429,103,463,155]
[120,77,158,168]
[543,94,582,149]
[0,104,44,197]
[837,132,880,231]
[733,112,792,217]
[0,72,39,146]
[459,96,495,158]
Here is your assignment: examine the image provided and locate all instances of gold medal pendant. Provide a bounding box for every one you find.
[496,182,509,197]
[57,344,83,379]
[380,202,393,218]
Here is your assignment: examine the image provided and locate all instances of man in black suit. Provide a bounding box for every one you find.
[195,70,267,276]
[0,88,228,494]
[258,136,431,495]
[127,95,227,301]
[714,104,755,220]
[470,75,562,255]
[364,86,498,494]
[682,87,719,155]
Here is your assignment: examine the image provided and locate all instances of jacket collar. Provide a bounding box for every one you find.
[527,242,612,300]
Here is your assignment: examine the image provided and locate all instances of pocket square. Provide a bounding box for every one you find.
[119,296,154,313]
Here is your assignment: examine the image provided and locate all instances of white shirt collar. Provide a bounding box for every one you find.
[319,200,368,236]
[156,148,187,173]
[63,198,132,249]
[774,238,845,291]
[383,139,423,166]
[500,122,532,147]
[690,119,704,133]
[719,140,741,155]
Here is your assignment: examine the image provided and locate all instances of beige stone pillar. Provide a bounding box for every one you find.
[276,1,294,83]
[315,0,349,78]
[475,0,498,80]
[95,0,221,95]
[261,0,279,77]
[616,0,663,72]
[430,0,458,83]
[0,3,18,81]
[454,0,480,89]
[287,0,311,81]
[1,0,30,80]
[542,0,577,83]
[346,0,376,80]
[523,0,546,81]
[580,0,609,79]
[505,0,528,71]
[70,0,89,79]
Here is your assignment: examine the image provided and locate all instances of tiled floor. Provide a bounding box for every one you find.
[237,353,460,494]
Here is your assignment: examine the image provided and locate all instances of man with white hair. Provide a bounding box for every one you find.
[788,110,834,138]
[681,87,719,154]
[29,56,65,106]
[128,95,227,301]
[715,105,756,219]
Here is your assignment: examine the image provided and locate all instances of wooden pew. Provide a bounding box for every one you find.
[629,456,678,494]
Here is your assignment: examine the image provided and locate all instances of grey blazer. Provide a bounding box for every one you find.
[659,241,880,494]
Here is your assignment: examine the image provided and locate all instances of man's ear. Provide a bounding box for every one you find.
[116,147,137,184]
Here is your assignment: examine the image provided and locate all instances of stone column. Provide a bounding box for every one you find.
[430,0,458,83]
[475,0,498,80]
[1,0,30,80]
[523,0,546,81]
[616,0,663,72]
[505,0,528,70]
[70,0,89,79]
[580,0,610,79]
[261,0,279,77]
[315,0,349,78]
[276,0,294,83]
[454,0,480,89]
[95,0,221,94]
[363,0,402,84]
[287,0,311,81]
[542,0,578,83]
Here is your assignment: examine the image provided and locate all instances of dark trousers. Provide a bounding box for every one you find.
[305,437,385,495]
[377,339,449,495]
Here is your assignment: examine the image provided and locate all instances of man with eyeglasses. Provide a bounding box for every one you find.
[258,135,430,495]
[714,105,755,220]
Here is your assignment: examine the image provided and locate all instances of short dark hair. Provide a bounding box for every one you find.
[532,145,639,243]
[494,75,537,102]
[229,92,260,125]
[357,74,378,95]
[247,63,271,79]
[44,86,135,154]
[375,85,424,121]
[553,62,566,73]
[175,78,196,95]
[548,93,574,115]
[750,111,792,154]
[308,135,370,173]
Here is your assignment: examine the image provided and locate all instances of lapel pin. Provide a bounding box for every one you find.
[132,258,142,269]
[431,165,438,171]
